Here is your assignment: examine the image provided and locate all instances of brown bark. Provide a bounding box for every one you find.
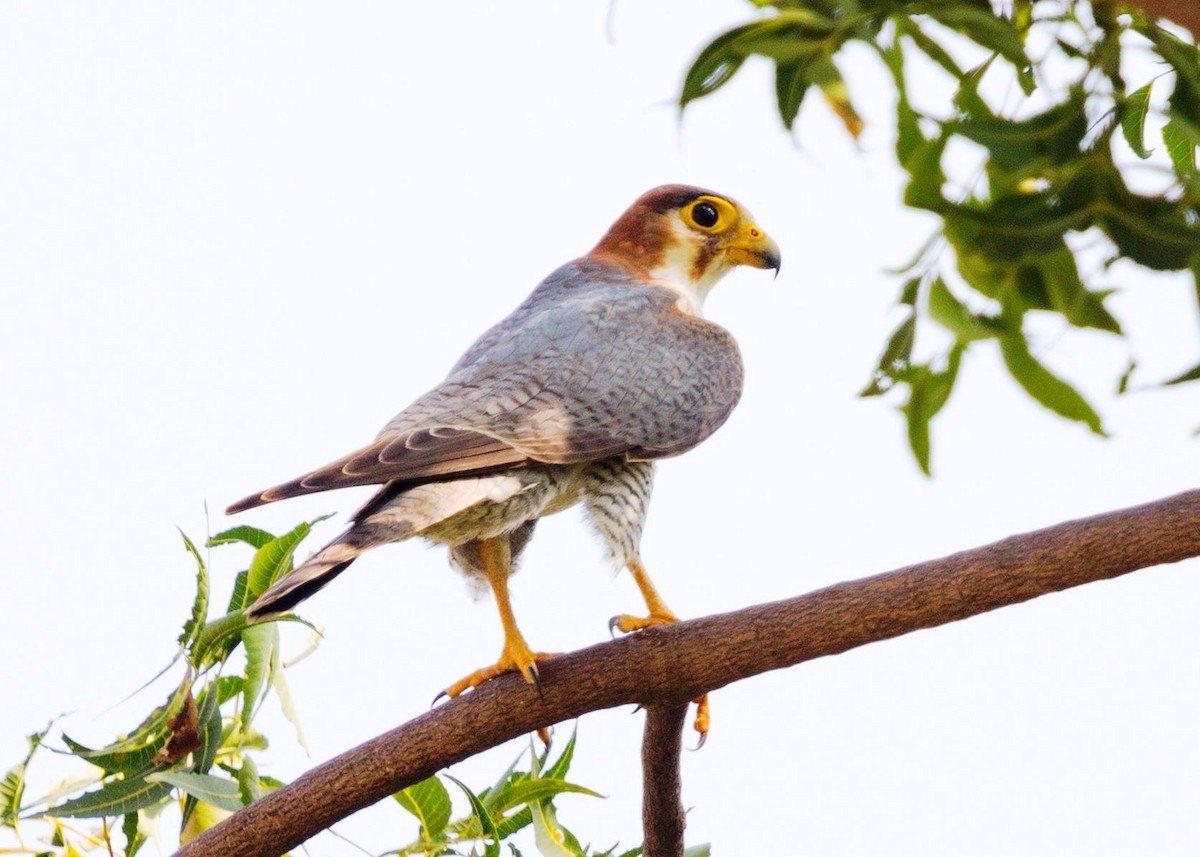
[641,704,689,857]
[176,488,1200,857]
[1127,0,1200,38]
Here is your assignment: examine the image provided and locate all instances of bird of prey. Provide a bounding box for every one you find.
[228,184,780,728]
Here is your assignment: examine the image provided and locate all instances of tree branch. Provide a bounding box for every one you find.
[1126,0,1200,39]
[177,489,1200,857]
[641,703,689,857]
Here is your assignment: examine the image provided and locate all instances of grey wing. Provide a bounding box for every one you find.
[228,269,742,514]
[387,280,745,462]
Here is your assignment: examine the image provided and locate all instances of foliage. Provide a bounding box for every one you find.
[682,0,1200,472]
[0,523,316,855]
[0,522,665,857]
[389,731,649,857]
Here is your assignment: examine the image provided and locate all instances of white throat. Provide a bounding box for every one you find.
[647,222,731,316]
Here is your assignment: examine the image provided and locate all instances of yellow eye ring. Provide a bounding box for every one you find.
[683,195,738,232]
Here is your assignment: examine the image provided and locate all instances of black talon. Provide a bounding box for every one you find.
[431,689,449,708]
[529,662,543,699]
[608,616,621,638]
[690,730,708,751]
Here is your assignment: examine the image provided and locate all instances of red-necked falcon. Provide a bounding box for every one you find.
[228,185,780,735]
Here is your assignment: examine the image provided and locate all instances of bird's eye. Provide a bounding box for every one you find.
[691,202,720,228]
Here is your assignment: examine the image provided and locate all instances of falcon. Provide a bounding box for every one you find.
[228,185,780,733]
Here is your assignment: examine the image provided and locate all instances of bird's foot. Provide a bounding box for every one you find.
[607,609,710,744]
[441,642,558,699]
[691,693,710,748]
[608,608,680,636]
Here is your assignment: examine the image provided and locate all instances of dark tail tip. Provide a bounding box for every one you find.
[226,493,267,515]
[246,559,356,619]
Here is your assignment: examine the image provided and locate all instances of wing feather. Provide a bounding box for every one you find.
[226,258,742,516]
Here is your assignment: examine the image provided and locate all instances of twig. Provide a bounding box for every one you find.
[641,703,688,857]
[177,489,1200,857]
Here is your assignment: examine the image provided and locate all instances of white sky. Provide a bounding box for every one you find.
[2,2,1198,855]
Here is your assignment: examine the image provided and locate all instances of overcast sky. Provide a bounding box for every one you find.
[2,2,1198,855]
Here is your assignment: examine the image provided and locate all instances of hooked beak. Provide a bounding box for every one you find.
[725,223,781,276]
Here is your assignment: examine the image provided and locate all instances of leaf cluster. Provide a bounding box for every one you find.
[2,520,658,857]
[682,0,1200,471]
[389,730,668,857]
[0,522,320,854]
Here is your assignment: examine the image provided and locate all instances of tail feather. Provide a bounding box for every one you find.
[242,473,528,618]
[247,538,366,619]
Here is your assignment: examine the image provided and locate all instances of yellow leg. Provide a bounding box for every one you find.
[611,556,679,632]
[443,538,553,698]
[611,556,710,744]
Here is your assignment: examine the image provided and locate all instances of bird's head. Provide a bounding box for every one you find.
[589,184,781,315]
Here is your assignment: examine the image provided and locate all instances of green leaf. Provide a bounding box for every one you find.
[179,798,235,845]
[215,676,244,706]
[775,60,810,131]
[446,775,500,857]
[1116,360,1137,394]
[495,805,533,839]
[928,344,964,420]
[190,609,253,669]
[46,776,172,818]
[480,751,526,816]
[146,772,244,813]
[192,684,223,776]
[927,278,998,340]
[680,23,753,108]
[1163,118,1198,175]
[247,520,319,600]
[60,732,166,778]
[226,570,250,614]
[878,36,924,167]
[897,344,963,476]
[60,678,191,769]
[178,530,210,653]
[542,727,578,781]
[902,367,933,475]
[924,4,1030,72]
[681,11,835,110]
[395,775,453,842]
[684,846,712,857]
[997,328,1106,434]
[1099,181,1200,270]
[530,796,585,857]
[1149,29,1200,109]
[953,55,998,121]
[239,623,277,733]
[208,525,276,550]
[1034,248,1121,333]
[123,811,148,857]
[898,16,964,79]
[1122,81,1154,158]
[898,274,922,307]
[860,311,915,397]
[1162,360,1200,386]
[2,728,46,828]
[902,133,949,212]
[808,52,863,138]
[954,90,1088,170]
[237,756,263,806]
[486,780,602,816]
